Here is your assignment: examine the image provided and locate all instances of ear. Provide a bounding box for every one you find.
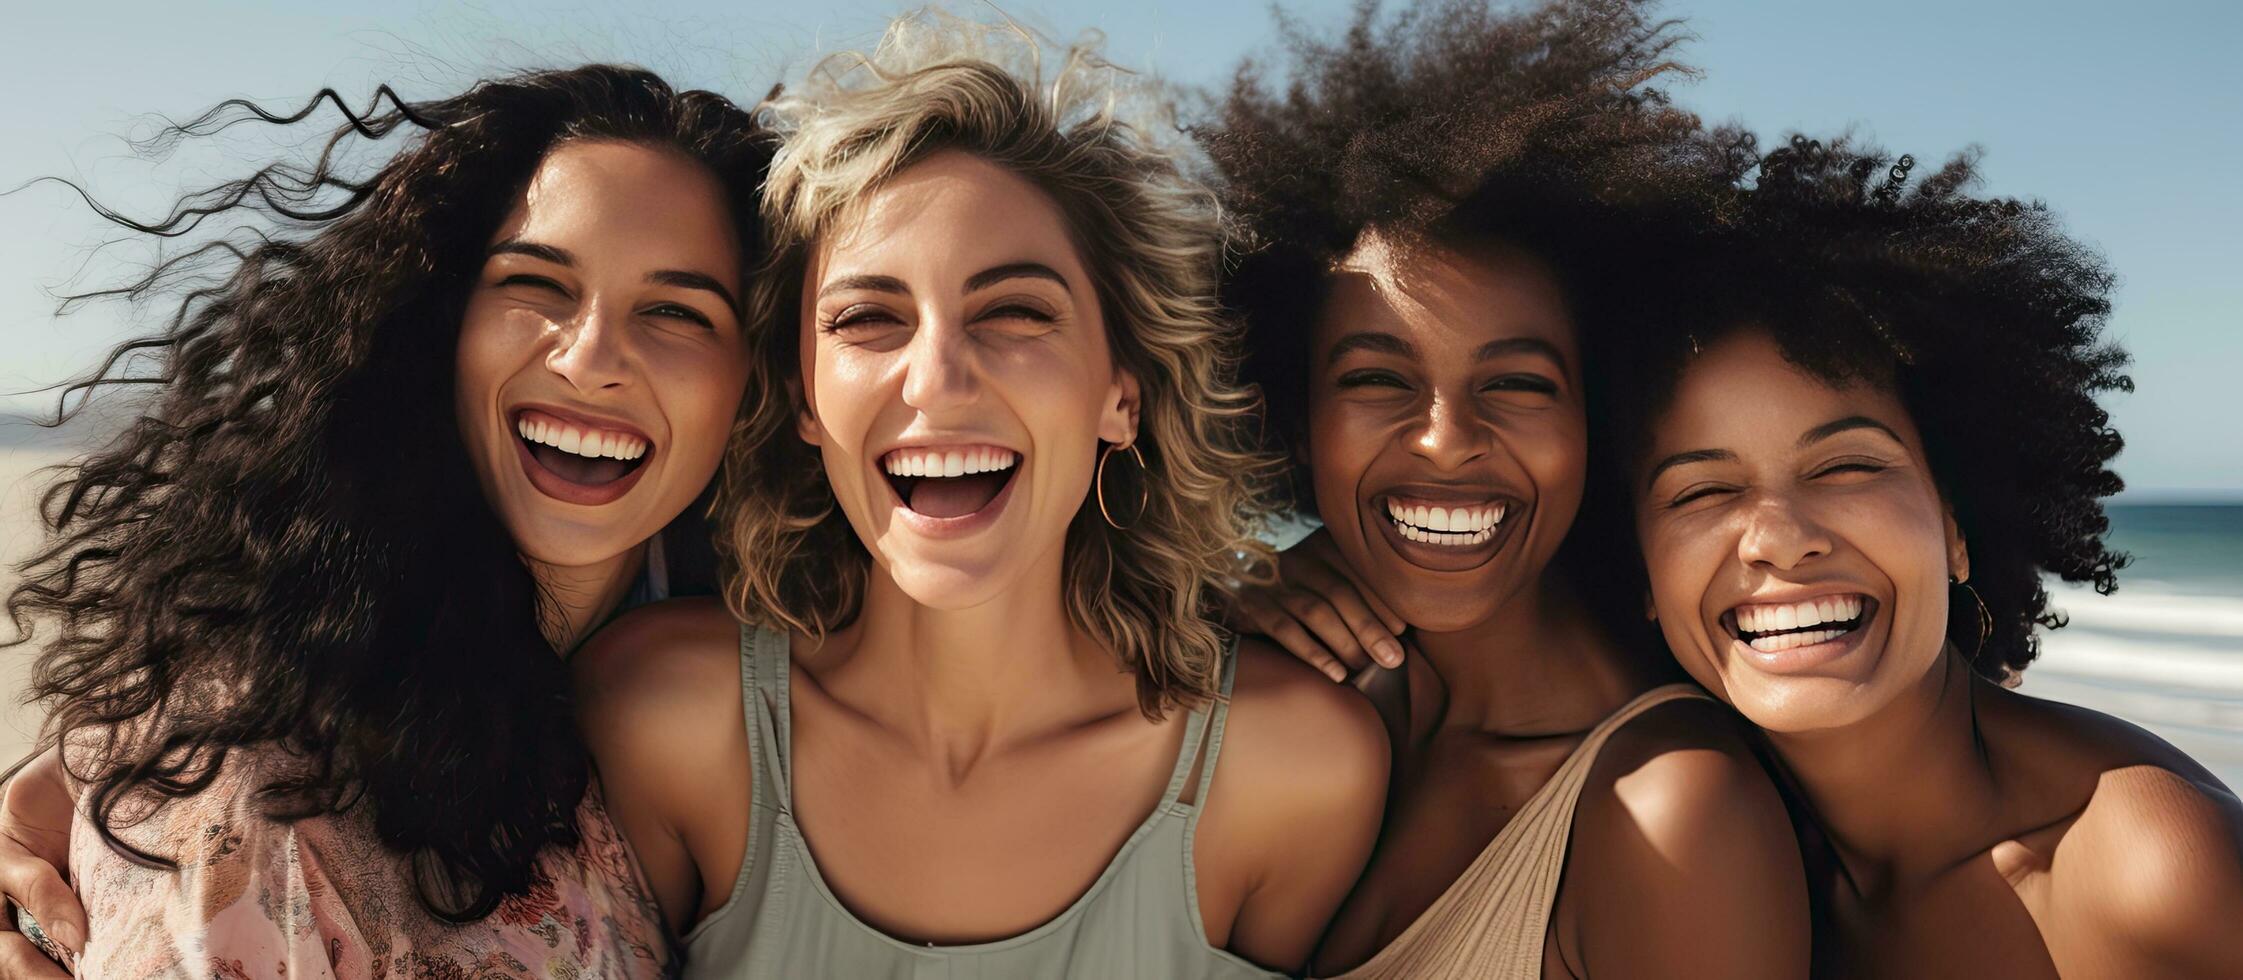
[1097,366,1142,447]
[1943,506,1970,583]
[792,375,823,447]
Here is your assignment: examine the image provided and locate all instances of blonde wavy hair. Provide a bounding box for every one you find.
[715,9,1279,718]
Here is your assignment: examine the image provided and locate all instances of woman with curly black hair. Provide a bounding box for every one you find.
[0,65,773,974]
[1208,1,1807,976]
[1618,135,2243,976]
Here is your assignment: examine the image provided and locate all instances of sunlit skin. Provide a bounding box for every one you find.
[455,140,751,648]
[1636,330,2243,978]
[0,140,755,973]
[574,151,1387,973]
[1255,232,1805,978]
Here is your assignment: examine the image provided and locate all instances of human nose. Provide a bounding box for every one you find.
[543,296,633,394]
[1403,391,1490,470]
[899,313,977,414]
[1735,491,1834,571]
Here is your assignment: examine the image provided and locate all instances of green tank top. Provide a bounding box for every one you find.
[679,625,1281,979]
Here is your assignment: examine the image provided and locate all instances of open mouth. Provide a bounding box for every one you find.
[512,407,654,506]
[881,445,1019,520]
[1724,594,1878,654]
[1383,497,1507,548]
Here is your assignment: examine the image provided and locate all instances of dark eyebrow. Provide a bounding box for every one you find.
[1473,337,1569,374]
[1325,331,1414,366]
[1644,448,1737,490]
[966,262,1070,293]
[1799,415,1904,448]
[487,239,573,265]
[649,270,740,314]
[817,274,909,300]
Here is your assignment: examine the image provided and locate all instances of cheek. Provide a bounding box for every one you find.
[1304,400,1382,519]
[1508,407,1587,500]
[453,305,519,439]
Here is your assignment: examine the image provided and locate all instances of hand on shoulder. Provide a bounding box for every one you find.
[1561,694,1809,979]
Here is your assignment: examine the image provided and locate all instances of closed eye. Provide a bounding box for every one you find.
[1336,368,1411,389]
[1813,459,1889,479]
[977,303,1056,324]
[498,273,569,295]
[646,303,714,329]
[823,305,904,333]
[1482,373,1559,395]
[1668,484,1737,508]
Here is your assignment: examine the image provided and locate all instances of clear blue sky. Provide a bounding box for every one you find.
[3,0,2236,494]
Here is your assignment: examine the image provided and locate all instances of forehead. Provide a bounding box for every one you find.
[1314,232,1575,360]
[813,150,1085,282]
[1657,330,1913,448]
[497,140,741,276]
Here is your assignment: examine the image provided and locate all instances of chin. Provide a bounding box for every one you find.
[1718,671,1890,736]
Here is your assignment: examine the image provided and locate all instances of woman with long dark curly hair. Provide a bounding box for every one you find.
[1207,1,1807,976]
[0,64,773,974]
[1616,135,2243,976]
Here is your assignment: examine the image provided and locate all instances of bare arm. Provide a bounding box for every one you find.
[573,597,752,934]
[1197,640,1390,973]
[1558,700,1809,979]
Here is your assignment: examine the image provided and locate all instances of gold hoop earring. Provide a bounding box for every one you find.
[1096,442,1149,531]
[1951,576,1991,661]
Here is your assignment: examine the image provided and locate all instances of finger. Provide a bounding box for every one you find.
[0,844,81,958]
[0,933,70,979]
[1286,562,1404,669]
[1279,592,1373,673]
[1287,529,1409,638]
[1259,617,1350,684]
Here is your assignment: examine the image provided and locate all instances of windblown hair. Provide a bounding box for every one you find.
[4,66,774,919]
[1200,0,1715,626]
[718,11,1279,718]
[1604,134,2130,681]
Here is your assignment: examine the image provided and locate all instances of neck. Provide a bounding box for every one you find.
[1764,650,2003,893]
[830,547,1133,778]
[528,543,646,654]
[1412,580,1655,736]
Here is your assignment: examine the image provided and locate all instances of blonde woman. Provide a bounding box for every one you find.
[573,13,1388,978]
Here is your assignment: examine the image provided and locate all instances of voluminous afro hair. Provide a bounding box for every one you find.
[1606,134,2131,681]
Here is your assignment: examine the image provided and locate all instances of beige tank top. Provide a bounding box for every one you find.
[1327,683,1712,979]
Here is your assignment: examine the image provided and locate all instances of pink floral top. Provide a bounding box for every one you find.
[69,757,671,979]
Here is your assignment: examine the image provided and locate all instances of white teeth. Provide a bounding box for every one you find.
[1735,595,1866,637]
[1385,499,1504,539]
[881,447,1019,478]
[517,415,649,461]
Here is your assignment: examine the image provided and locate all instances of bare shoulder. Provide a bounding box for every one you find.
[1221,636,1390,800]
[2053,762,2243,972]
[572,596,741,694]
[1562,692,1809,978]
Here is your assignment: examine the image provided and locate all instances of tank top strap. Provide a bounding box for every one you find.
[741,623,794,811]
[1542,683,1708,795]
[1186,641,1241,812]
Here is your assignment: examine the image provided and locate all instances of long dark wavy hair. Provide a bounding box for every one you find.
[3,65,773,920]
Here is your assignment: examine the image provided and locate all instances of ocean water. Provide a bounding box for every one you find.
[2023,505,2243,788]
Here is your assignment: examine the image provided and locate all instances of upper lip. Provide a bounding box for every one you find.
[511,402,654,445]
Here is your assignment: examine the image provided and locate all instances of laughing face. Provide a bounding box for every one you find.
[1633,329,1968,734]
[455,140,751,570]
[796,151,1138,608]
[1305,231,1585,633]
